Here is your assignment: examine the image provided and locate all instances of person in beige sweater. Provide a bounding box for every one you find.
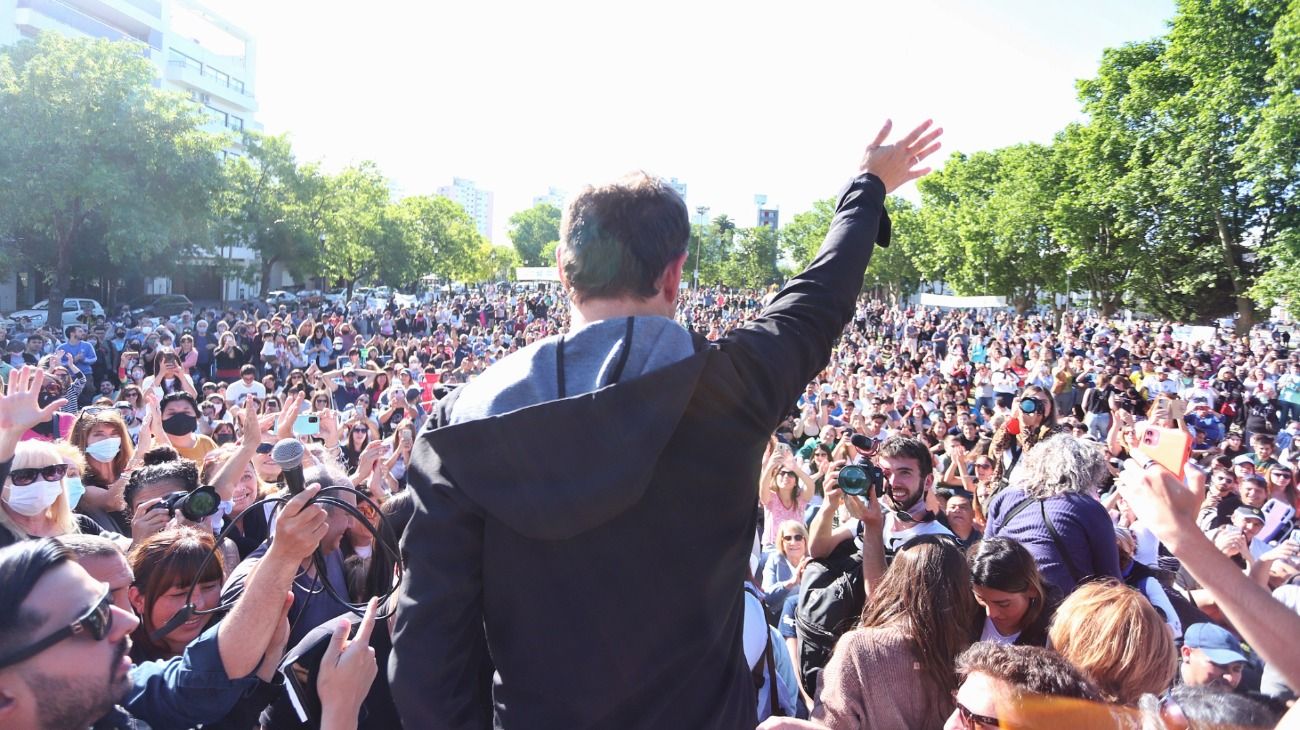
[813,533,977,730]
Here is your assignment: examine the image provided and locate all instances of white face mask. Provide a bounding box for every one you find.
[4,480,63,517]
[85,436,122,463]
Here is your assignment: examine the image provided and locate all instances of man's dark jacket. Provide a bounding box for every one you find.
[390,173,891,729]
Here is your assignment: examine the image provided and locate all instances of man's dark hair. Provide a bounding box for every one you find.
[0,539,72,660]
[159,391,199,417]
[560,172,689,301]
[876,435,934,481]
[955,642,1100,701]
[126,458,200,510]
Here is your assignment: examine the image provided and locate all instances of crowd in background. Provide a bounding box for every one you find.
[2,282,1300,728]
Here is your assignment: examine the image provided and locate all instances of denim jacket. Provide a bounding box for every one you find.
[97,623,261,730]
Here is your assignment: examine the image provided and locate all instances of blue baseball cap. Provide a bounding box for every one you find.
[1184,623,1248,665]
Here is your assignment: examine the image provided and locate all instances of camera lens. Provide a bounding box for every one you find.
[178,486,221,523]
[1019,398,1039,414]
[838,465,868,496]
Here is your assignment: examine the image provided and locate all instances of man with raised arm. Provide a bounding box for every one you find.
[391,120,942,730]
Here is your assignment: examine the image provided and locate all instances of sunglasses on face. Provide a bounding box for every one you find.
[0,588,113,669]
[781,534,805,542]
[9,464,69,486]
[952,698,1000,729]
[255,442,275,455]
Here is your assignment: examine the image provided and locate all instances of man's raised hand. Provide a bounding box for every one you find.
[858,119,944,192]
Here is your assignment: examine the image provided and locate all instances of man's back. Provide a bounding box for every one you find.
[391,122,934,728]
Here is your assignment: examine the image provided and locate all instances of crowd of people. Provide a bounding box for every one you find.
[2,154,1300,726]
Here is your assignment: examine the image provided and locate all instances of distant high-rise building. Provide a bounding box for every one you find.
[533,187,566,209]
[755,194,779,231]
[0,0,263,306]
[438,178,495,240]
[1,0,260,156]
[666,177,688,200]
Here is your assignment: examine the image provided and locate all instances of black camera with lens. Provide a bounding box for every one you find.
[151,485,221,523]
[837,464,885,498]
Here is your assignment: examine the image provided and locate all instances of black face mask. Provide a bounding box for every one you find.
[162,413,197,436]
[213,432,236,446]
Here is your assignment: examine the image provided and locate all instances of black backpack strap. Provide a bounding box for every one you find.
[763,630,784,717]
[1001,496,1038,524]
[1002,497,1085,584]
[1038,499,1085,584]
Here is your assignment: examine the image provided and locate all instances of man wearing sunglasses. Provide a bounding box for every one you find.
[0,485,335,729]
[943,642,1100,729]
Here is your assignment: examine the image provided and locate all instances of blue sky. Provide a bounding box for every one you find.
[206,0,1175,240]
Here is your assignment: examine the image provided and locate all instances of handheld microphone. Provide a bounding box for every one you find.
[271,438,307,495]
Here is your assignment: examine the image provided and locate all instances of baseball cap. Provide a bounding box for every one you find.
[1233,505,1265,523]
[1183,623,1248,665]
[1232,454,1255,465]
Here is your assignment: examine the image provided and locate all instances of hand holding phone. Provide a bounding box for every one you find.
[1134,424,1192,480]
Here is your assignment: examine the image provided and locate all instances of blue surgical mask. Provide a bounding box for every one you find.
[64,477,85,510]
[85,437,122,463]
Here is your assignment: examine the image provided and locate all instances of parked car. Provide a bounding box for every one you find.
[265,290,298,307]
[324,289,348,307]
[128,294,194,319]
[2,298,106,330]
[296,289,324,306]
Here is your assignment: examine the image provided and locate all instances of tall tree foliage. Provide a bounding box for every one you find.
[319,162,391,299]
[0,35,222,326]
[507,203,561,267]
[216,133,327,296]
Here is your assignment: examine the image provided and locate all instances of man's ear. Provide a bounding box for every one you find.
[555,244,570,292]
[657,252,689,305]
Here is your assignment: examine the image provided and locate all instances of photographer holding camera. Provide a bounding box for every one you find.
[808,436,953,563]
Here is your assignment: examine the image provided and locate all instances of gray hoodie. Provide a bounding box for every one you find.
[449,315,695,424]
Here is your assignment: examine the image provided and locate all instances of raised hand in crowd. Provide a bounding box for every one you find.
[1118,461,1300,692]
[0,366,67,458]
[319,598,380,730]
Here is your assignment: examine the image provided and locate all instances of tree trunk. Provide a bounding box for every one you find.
[1214,210,1254,335]
[47,234,72,336]
[259,254,279,298]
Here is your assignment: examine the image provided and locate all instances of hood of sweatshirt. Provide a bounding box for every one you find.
[425,316,707,540]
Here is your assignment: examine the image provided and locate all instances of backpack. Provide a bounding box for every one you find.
[793,537,864,697]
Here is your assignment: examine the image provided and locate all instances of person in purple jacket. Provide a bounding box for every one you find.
[984,434,1121,595]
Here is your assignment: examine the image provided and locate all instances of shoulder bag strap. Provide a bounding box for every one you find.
[1038,499,1085,583]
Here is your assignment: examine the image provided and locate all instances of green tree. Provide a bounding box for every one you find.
[782,195,924,302]
[0,34,223,326]
[392,195,487,285]
[1133,0,1290,327]
[319,162,392,299]
[216,132,328,296]
[916,146,1063,312]
[721,226,780,288]
[507,203,561,266]
[863,197,925,303]
[779,198,836,270]
[1245,0,1300,317]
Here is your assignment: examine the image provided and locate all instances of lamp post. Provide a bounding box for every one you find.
[318,233,327,290]
[693,206,709,292]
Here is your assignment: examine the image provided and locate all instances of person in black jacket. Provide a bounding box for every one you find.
[390,119,943,730]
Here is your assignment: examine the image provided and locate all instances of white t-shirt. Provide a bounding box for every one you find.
[979,617,1021,645]
[225,380,267,406]
[881,513,954,554]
